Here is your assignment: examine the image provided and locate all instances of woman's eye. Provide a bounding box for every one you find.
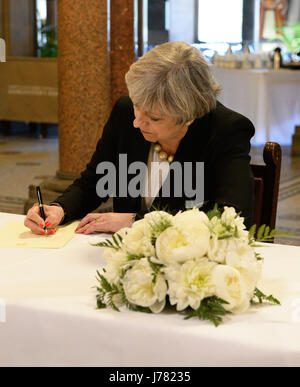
[150,117,160,122]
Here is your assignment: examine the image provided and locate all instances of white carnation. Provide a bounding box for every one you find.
[122,219,155,257]
[211,265,250,314]
[165,258,217,311]
[123,258,167,313]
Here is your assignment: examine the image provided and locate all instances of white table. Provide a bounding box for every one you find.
[213,67,300,146]
[1,212,300,367]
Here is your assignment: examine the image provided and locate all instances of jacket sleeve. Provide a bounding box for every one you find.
[53,99,122,224]
[210,117,255,229]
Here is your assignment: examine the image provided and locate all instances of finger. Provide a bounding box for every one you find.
[44,214,60,229]
[24,218,47,235]
[77,219,104,234]
[76,221,94,234]
[82,223,103,234]
[27,206,45,227]
[47,228,57,235]
[76,214,98,230]
[76,214,103,232]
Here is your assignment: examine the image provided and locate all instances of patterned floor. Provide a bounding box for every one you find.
[1,126,300,245]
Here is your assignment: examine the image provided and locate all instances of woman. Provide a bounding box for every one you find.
[25,41,255,235]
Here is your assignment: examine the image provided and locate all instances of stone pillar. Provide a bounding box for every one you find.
[58,0,110,176]
[110,0,134,106]
[25,0,111,213]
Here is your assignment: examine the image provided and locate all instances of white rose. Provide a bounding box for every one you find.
[156,223,210,264]
[122,219,155,257]
[164,258,217,311]
[211,265,250,314]
[123,258,167,313]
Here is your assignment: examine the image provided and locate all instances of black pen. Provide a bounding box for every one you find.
[36,186,47,234]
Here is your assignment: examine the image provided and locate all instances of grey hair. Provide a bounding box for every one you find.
[125,41,221,124]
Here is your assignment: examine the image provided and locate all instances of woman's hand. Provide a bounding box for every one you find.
[75,212,135,234]
[24,203,65,235]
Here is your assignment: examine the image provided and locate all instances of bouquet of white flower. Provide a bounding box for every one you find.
[94,206,280,326]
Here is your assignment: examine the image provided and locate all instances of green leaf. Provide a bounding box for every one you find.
[92,237,121,251]
[127,253,145,261]
[95,271,121,311]
[264,226,270,238]
[255,252,264,261]
[206,203,222,220]
[257,225,266,241]
[251,288,280,306]
[147,258,164,283]
[184,296,229,327]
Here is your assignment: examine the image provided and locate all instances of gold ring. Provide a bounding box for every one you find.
[94,218,99,223]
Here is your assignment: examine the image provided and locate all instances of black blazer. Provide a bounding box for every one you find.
[55,96,255,228]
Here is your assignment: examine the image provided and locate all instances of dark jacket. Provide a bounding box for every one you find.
[55,96,255,228]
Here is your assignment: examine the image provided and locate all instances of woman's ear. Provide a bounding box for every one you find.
[186,119,195,127]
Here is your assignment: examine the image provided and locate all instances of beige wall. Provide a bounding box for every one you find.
[10,0,36,56]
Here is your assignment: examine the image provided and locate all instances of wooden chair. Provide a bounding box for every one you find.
[250,142,282,234]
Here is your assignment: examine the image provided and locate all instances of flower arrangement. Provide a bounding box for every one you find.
[94,206,280,326]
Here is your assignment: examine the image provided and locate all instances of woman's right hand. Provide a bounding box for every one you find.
[24,203,65,235]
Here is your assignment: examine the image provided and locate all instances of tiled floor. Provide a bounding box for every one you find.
[0,123,300,245]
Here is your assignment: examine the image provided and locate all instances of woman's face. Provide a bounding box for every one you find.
[133,105,189,144]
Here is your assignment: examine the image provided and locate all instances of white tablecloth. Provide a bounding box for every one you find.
[213,67,300,146]
[0,212,300,367]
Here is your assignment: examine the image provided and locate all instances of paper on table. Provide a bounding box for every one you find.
[0,221,79,249]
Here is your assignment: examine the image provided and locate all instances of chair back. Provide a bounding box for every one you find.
[250,142,282,232]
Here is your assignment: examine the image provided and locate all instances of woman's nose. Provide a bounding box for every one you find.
[133,114,149,128]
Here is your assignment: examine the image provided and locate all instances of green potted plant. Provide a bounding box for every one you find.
[276,22,300,57]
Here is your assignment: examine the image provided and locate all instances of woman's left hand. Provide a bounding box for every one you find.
[75,212,135,234]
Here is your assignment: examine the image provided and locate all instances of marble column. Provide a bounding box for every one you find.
[58,0,110,176]
[25,0,111,212]
[110,0,134,106]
